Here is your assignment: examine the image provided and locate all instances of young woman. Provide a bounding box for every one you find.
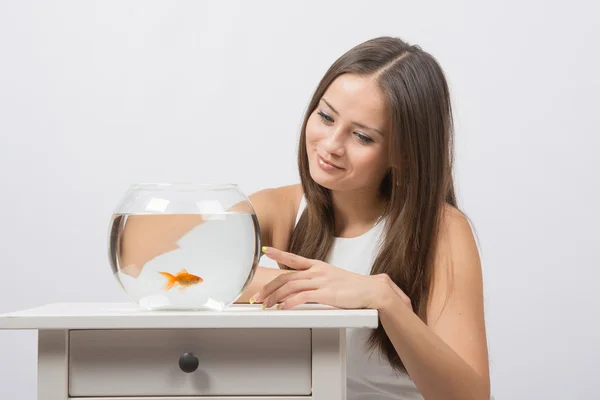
[119,35,490,400]
[237,36,491,399]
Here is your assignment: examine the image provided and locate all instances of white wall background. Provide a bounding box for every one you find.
[1,1,598,399]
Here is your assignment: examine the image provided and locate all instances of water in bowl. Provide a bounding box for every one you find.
[108,211,260,311]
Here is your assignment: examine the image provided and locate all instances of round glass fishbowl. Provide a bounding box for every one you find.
[108,183,262,311]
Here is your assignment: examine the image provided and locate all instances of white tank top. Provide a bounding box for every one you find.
[294,195,424,400]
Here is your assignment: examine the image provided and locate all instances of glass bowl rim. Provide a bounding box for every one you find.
[127,182,239,190]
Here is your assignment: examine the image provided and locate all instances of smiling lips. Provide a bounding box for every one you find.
[317,154,344,171]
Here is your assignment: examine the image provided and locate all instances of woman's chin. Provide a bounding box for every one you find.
[309,168,342,190]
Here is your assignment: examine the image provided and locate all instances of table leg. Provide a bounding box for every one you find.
[311,328,346,400]
[38,330,68,400]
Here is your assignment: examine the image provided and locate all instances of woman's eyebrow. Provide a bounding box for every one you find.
[321,98,384,137]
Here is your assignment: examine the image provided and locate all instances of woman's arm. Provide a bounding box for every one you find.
[373,207,490,400]
[235,187,300,302]
[246,203,490,398]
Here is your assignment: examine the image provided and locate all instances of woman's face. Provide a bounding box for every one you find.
[306,73,391,193]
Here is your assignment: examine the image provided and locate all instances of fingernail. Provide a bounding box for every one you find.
[262,246,269,253]
[276,304,281,310]
[248,297,255,304]
[261,303,266,310]
[250,292,260,303]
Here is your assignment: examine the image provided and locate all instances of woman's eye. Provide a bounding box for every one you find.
[355,132,374,144]
[317,111,334,123]
[316,110,373,144]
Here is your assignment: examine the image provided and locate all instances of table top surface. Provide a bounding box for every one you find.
[0,302,379,330]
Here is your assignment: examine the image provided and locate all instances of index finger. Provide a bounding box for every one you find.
[262,246,314,270]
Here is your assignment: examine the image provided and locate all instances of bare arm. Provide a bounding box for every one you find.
[233,187,293,302]
[375,207,490,400]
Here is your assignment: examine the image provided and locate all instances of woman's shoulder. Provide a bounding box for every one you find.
[435,203,477,259]
[431,202,481,296]
[249,183,303,213]
[439,203,474,241]
[248,183,304,248]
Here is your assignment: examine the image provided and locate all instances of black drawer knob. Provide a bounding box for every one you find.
[178,352,199,373]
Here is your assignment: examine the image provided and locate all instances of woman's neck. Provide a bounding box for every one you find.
[330,188,385,237]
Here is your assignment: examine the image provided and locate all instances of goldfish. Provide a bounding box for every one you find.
[158,268,203,292]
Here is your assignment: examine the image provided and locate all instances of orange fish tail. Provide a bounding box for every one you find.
[158,271,176,291]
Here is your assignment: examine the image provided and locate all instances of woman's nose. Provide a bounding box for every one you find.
[322,126,346,156]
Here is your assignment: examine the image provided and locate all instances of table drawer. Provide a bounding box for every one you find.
[68,328,312,397]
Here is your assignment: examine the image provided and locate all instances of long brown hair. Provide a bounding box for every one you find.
[287,36,458,374]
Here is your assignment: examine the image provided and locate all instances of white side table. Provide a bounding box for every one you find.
[0,302,378,400]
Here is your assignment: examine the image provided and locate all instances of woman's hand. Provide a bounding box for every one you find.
[250,246,412,311]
